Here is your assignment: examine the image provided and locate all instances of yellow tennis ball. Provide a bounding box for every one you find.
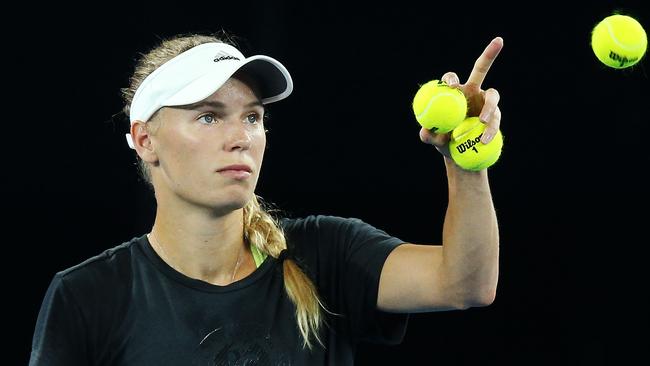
[591,14,647,69]
[449,117,503,171]
[412,79,467,133]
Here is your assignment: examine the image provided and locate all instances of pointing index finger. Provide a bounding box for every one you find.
[466,37,503,88]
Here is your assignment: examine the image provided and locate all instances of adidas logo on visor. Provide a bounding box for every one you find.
[214,50,240,62]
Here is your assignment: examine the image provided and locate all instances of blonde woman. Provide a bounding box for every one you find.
[30,33,503,365]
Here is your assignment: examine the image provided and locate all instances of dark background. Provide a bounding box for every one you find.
[10,0,649,364]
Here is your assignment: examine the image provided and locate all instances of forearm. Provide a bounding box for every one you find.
[441,157,499,307]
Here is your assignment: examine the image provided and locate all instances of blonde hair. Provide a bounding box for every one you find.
[121,32,327,349]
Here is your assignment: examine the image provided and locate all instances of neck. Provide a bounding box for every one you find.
[149,203,251,286]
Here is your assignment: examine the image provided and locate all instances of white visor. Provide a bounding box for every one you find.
[126,42,293,149]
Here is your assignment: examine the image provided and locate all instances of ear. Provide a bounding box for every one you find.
[130,121,158,164]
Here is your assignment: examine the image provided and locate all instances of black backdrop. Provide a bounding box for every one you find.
[11,0,649,364]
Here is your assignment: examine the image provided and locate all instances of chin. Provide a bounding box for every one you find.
[210,192,253,213]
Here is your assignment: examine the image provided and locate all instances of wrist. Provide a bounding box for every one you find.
[445,158,489,187]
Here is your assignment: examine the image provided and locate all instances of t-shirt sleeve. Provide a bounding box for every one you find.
[335,216,409,344]
[30,274,88,366]
[286,215,409,345]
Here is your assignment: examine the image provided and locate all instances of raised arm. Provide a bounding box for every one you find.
[378,37,503,313]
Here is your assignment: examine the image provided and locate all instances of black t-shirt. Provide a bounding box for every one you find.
[30,215,409,365]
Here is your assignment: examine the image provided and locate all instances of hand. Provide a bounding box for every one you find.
[420,37,504,157]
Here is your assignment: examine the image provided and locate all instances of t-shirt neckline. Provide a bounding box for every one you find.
[137,234,277,293]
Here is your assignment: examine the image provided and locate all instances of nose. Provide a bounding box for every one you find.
[223,118,252,151]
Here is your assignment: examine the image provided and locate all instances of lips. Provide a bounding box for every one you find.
[217,164,253,180]
[217,164,252,173]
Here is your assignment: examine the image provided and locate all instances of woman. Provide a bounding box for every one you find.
[30,32,503,365]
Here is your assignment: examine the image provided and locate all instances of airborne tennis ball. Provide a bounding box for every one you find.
[591,14,647,69]
[449,117,503,171]
[412,80,467,133]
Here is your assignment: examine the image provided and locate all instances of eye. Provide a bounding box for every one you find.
[198,113,217,124]
[246,113,261,124]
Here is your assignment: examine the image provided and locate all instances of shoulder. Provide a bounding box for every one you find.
[54,235,145,299]
[280,214,394,242]
[280,214,367,233]
[279,214,403,259]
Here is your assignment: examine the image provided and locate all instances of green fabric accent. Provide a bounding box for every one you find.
[250,244,268,268]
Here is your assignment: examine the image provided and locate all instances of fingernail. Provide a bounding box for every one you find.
[480,113,490,122]
[481,131,493,144]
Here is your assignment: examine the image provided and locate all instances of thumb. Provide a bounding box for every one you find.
[419,127,452,157]
[419,127,435,144]
[419,127,450,146]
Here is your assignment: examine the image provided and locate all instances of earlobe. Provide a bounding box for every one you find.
[130,121,158,163]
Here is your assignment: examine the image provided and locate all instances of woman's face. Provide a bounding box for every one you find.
[149,76,267,214]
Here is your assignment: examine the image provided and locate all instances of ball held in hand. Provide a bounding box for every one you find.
[412,79,467,133]
[591,14,647,69]
[449,117,503,171]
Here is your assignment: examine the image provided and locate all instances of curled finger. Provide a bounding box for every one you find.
[441,72,460,87]
[479,88,500,123]
[481,106,501,144]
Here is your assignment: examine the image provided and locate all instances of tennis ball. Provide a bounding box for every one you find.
[591,14,647,69]
[412,79,467,133]
[449,117,503,171]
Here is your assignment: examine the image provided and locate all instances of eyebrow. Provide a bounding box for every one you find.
[178,100,264,111]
